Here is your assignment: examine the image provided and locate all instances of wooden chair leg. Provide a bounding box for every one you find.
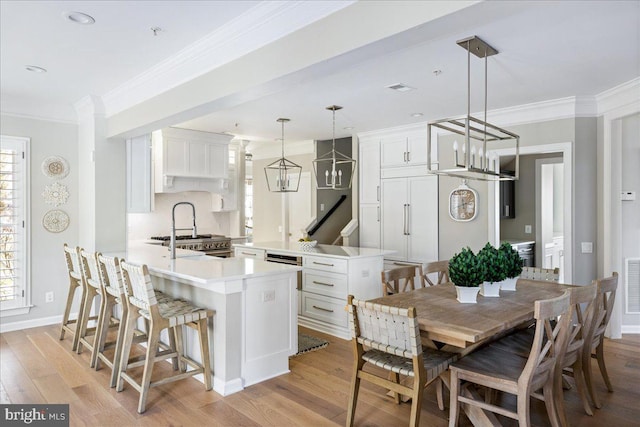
[137,326,161,414]
[346,362,363,427]
[583,351,601,409]
[60,281,79,340]
[74,288,92,353]
[595,343,613,392]
[409,378,424,427]
[110,305,128,388]
[516,390,532,427]
[197,318,212,390]
[448,370,460,427]
[436,378,445,411]
[90,294,108,368]
[572,358,593,416]
[391,372,401,404]
[116,310,138,392]
[543,374,561,427]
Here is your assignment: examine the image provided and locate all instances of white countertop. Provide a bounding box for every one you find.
[503,239,535,245]
[122,243,301,291]
[234,241,395,259]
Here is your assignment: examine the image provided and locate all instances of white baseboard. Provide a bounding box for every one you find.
[621,325,640,334]
[0,314,63,334]
[213,377,243,396]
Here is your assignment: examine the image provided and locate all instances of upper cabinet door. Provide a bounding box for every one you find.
[406,132,428,165]
[358,140,380,204]
[381,178,408,260]
[380,136,408,168]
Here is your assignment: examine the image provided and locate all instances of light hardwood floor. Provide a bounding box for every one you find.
[1,324,639,426]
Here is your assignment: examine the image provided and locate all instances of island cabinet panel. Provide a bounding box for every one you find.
[303,255,348,274]
[302,292,349,328]
[303,270,348,299]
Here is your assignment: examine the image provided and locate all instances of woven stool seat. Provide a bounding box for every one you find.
[140,300,213,327]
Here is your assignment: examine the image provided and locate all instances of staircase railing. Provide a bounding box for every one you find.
[308,195,347,236]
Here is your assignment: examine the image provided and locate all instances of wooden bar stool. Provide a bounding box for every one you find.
[117,260,213,413]
[76,249,108,359]
[93,255,174,387]
[59,244,89,352]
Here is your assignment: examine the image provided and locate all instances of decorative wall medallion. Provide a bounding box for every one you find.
[42,182,69,206]
[42,209,70,233]
[41,156,69,179]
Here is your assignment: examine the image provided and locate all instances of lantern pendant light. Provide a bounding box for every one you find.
[264,118,302,192]
[312,105,356,190]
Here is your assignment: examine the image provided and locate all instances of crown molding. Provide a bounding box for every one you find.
[0,110,77,125]
[484,96,598,128]
[596,76,640,116]
[102,1,354,117]
[74,95,106,120]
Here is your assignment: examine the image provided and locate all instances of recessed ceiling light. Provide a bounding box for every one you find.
[386,83,415,92]
[343,126,354,130]
[411,113,423,118]
[25,65,47,73]
[64,11,95,25]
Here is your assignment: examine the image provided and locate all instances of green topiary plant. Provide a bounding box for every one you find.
[498,241,523,278]
[449,247,483,287]
[477,242,507,283]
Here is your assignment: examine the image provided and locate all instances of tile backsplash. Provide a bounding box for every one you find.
[127,192,230,240]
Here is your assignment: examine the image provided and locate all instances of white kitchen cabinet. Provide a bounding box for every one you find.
[212,146,238,211]
[126,134,153,213]
[380,128,427,168]
[381,175,438,263]
[358,138,381,248]
[152,127,232,193]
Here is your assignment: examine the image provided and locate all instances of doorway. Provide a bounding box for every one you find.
[536,158,565,282]
[488,142,573,284]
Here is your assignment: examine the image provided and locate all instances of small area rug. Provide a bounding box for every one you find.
[295,333,329,356]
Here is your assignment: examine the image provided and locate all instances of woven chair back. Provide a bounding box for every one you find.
[97,254,125,298]
[120,261,158,311]
[63,243,82,279]
[347,296,422,358]
[80,249,101,290]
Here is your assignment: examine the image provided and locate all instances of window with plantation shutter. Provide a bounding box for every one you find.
[1,135,30,314]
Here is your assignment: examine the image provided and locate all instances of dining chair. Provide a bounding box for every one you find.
[448,290,572,427]
[423,260,450,286]
[117,260,213,413]
[382,265,420,295]
[75,249,105,358]
[520,266,560,282]
[59,244,89,351]
[583,272,618,409]
[490,283,598,425]
[346,295,456,427]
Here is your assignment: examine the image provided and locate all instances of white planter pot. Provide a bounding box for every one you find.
[455,285,480,303]
[501,276,518,291]
[480,281,501,297]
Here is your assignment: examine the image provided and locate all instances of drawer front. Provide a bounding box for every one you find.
[303,270,347,299]
[234,247,265,259]
[301,292,348,328]
[303,255,347,274]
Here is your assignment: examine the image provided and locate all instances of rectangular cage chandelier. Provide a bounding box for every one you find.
[427,36,520,181]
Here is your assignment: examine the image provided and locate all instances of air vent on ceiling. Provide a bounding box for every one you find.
[386,83,414,92]
[626,258,640,314]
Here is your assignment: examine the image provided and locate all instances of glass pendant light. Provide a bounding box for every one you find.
[264,118,302,192]
[312,105,356,190]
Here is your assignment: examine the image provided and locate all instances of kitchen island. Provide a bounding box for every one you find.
[233,241,395,339]
[124,243,301,396]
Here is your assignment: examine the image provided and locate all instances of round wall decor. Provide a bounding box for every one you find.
[41,156,69,179]
[43,209,70,233]
[42,182,69,207]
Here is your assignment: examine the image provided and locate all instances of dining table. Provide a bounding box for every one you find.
[368,278,576,425]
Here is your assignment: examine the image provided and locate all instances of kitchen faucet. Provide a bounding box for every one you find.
[170,202,197,259]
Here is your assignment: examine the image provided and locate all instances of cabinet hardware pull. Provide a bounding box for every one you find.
[377,206,380,222]
[221,197,224,210]
[241,252,256,256]
[312,305,334,313]
[377,185,380,202]
[313,261,335,267]
[406,203,410,236]
[403,152,407,162]
[407,151,411,162]
[312,281,334,287]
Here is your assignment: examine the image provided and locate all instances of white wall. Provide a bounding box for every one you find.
[621,113,640,328]
[1,114,79,326]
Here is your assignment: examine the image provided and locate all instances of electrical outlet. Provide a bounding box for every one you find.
[45,291,54,303]
[581,242,593,254]
[262,290,276,302]
[320,203,325,211]
[525,225,532,234]
[361,269,370,278]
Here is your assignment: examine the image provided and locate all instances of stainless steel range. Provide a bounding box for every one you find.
[149,234,232,258]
